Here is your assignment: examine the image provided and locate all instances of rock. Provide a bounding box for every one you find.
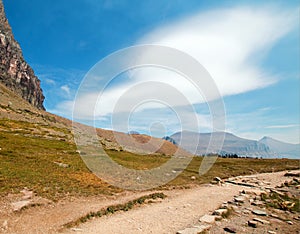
[70,228,83,232]
[0,1,45,109]
[234,196,246,203]
[284,172,300,177]
[177,224,211,234]
[190,176,196,180]
[214,177,222,182]
[242,209,251,214]
[244,189,267,196]
[213,209,228,216]
[267,231,276,234]
[248,220,258,228]
[224,226,237,233]
[253,217,270,224]
[20,188,34,200]
[251,200,264,206]
[286,220,293,225]
[54,162,70,168]
[270,214,280,219]
[252,209,267,216]
[199,214,216,224]
[11,200,30,211]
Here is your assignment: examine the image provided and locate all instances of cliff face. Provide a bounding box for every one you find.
[0,0,45,110]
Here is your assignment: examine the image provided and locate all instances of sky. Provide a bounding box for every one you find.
[3,0,300,143]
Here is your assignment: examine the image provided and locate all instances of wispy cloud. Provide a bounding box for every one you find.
[60,85,71,96]
[265,124,299,129]
[53,5,298,141]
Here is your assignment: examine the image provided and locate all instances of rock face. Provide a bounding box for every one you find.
[0,0,45,110]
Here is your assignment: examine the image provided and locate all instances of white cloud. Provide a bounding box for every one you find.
[60,85,71,96]
[265,124,300,129]
[56,5,298,140]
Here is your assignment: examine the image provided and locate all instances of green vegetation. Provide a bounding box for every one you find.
[0,118,299,201]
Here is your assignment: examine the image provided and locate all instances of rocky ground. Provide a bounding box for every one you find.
[178,171,300,234]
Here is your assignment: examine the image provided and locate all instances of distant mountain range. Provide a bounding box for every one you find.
[164,131,299,159]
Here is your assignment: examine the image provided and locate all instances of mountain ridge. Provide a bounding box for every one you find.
[166,131,299,158]
[0,0,45,109]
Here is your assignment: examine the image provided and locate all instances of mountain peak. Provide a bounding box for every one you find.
[0,0,45,110]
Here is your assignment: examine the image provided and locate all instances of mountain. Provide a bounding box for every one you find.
[259,136,300,159]
[0,0,44,109]
[170,131,271,157]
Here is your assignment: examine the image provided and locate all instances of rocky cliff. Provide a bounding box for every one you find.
[0,0,45,110]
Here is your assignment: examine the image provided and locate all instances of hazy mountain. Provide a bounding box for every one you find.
[259,136,300,159]
[170,131,271,157]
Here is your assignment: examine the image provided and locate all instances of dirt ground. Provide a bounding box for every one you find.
[0,170,299,234]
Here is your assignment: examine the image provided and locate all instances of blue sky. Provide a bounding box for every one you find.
[3,0,300,143]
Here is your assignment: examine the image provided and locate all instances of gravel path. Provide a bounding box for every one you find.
[63,171,294,234]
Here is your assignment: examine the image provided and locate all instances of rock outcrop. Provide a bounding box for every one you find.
[0,0,45,110]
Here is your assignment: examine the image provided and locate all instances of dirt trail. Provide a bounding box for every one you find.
[62,170,294,234]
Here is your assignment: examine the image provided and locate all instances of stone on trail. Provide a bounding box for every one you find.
[213,208,228,216]
[234,196,246,203]
[199,214,216,224]
[224,226,237,233]
[177,224,211,234]
[252,209,267,216]
[11,200,30,212]
[248,220,258,228]
[253,217,270,224]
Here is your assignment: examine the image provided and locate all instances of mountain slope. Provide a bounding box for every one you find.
[259,136,300,159]
[170,131,270,157]
[0,0,44,109]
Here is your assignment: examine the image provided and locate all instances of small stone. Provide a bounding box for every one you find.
[253,217,270,224]
[242,209,251,214]
[234,196,246,203]
[286,220,293,225]
[223,226,237,233]
[54,161,69,168]
[270,214,279,219]
[199,214,216,224]
[70,228,83,232]
[214,177,222,182]
[284,172,300,177]
[248,220,258,228]
[11,200,30,212]
[191,176,196,180]
[267,231,276,234]
[251,200,264,206]
[252,209,267,216]
[177,224,211,234]
[20,188,34,200]
[213,208,228,216]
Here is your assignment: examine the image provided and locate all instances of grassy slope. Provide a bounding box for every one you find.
[0,84,299,201]
[1,116,298,201]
